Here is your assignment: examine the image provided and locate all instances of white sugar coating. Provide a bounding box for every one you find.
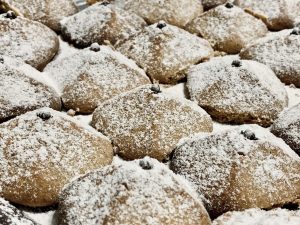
[186,4,268,54]
[0,59,61,122]
[271,103,300,154]
[58,157,210,225]
[111,0,203,28]
[171,124,300,215]
[187,56,288,125]
[286,85,300,107]
[0,15,59,70]
[213,208,300,225]
[117,22,213,84]
[0,107,113,206]
[44,45,150,94]
[235,0,300,30]
[1,0,78,31]
[0,198,37,225]
[92,84,213,160]
[240,29,300,87]
[60,2,146,47]
[24,210,55,225]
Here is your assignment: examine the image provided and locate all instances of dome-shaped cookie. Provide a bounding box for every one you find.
[271,103,300,155]
[118,22,213,84]
[44,44,151,113]
[171,125,300,218]
[186,3,268,54]
[187,57,288,126]
[0,107,113,207]
[0,0,78,32]
[0,198,37,225]
[213,208,300,225]
[235,0,300,30]
[93,0,203,28]
[0,13,59,70]
[92,85,213,161]
[58,157,211,225]
[240,28,300,87]
[0,56,61,123]
[60,2,146,48]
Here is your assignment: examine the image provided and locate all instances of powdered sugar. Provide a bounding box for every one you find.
[213,208,300,225]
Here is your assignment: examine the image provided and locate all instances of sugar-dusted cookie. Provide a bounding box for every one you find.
[58,157,211,225]
[171,125,300,218]
[0,108,113,207]
[118,22,213,84]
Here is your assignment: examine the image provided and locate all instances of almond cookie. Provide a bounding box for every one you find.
[271,103,300,155]
[186,3,268,54]
[0,13,59,70]
[0,108,113,207]
[44,44,150,113]
[235,0,300,30]
[92,85,213,161]
[0,0,78,32]
[171,125,300,218]
[60,2,146,48]
[58,157,211,225]
[0,56,61,123]
[0,198,37,225]
[240,28,300,87]
[118,22,213,84]
[187,57,288,126]
[213,208,300,225]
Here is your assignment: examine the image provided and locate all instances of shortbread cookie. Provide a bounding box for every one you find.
[0,13,59,70]
[187,57,288,126]
[44,44,150,113]
[171,125,300,218]
[240,28,300,87]
[186,3,268,54]
[0,56,61,123]
[92,85,213,161]
[118,22,213,84]
[0,198,37,225]
[213,208,300,225]
[271,103,300,155]
[235,0,300,30]
[0,0,78,31]
[0,108,113,207]
[58,157,211,225]
[60,2,146,47]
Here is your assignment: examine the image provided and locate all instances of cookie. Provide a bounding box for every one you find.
[186,3,268,54]
[171,125,300,218]
[0,198,37,225]
[117,22,213,84]
[270,103,300,155]
[58,157,211,225]
[44,44,151,113]
[0,0,78,32]
[213,208,300,225]
[92,85,213,161]
[187,57,288,127]
[240,28,300,87]
[92,0,204,28]
[60,2,146,47]
[0,107,113,207]
[0,56,61,123]
[0,13,59,70]
[235,0,300,30]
